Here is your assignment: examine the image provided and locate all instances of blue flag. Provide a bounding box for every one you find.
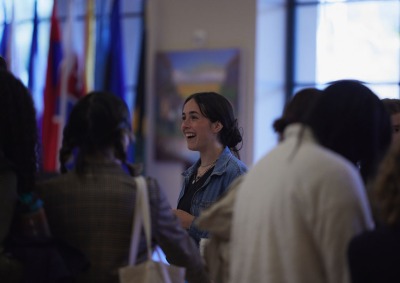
[0,24,9,59]
[0,4,10,62]
[94,0,110,90]
[106,0,126,101]
[28,0,38,92]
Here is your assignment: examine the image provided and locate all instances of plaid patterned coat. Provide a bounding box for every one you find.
[37,161,209,283]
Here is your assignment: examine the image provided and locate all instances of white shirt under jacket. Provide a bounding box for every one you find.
[230,124,374,283]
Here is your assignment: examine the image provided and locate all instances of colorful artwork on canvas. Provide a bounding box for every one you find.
[154,48,240,164]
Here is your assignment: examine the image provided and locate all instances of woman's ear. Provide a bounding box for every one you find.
[212,121,223,133]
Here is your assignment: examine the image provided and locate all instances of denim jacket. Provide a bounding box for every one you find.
[178,147,247,244]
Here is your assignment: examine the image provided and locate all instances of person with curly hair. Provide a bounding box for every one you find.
[348,140,400,283]
[0,70,39,279]
[37,91,210,283]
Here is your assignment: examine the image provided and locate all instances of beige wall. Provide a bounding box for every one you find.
[145,0,257,206]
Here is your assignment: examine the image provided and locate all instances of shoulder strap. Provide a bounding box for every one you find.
[128,176,152,265]
[128,176,175,283]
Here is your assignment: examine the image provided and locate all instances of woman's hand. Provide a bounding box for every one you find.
[172,209,195,229]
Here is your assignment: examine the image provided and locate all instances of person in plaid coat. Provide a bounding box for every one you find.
[37,91,210,283]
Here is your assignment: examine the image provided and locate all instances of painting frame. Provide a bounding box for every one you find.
[154,48,240,164]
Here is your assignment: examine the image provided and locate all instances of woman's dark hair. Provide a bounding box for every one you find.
[59,91,132,174]
[0,56,7,71]
[0,71,38,194]
[381,98,400,115]
[306,80,392,182]
[273,88,321,137]
[373,141,400,226]
[183,92,243,158]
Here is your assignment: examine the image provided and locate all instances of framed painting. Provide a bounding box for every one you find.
[154,48,240,164]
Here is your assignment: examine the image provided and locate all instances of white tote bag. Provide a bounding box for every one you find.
[119,176,185,283]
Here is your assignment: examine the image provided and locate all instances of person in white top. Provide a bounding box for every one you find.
[195,87,321,283]
[230,80,392,283]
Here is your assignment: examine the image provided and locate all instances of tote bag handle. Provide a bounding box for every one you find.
[128,176,152,264]
[127,176,173,283]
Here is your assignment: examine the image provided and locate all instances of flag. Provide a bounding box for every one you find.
[106,0,129,160]
[28,0,38,92]
[0,3,10,61]
[133,13,146,164]
[83,0,95,93]
[59,0,84,135]
[104,0,126,101]
[0,2,21,78]
[94,0,110,90]
[28,0,42,159]
[94,0,130,161]
[42,0,84,172]
[42,1,63,172]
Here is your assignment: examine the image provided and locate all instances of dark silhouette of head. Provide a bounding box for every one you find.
[0,70,38,194]
[59,91,132,174]
[183,91,243,158]
[273,87,322,141]
[306,80,391,182]
[0,56,7,71]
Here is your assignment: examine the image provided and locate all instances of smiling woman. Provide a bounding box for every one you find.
[172,91,248,245]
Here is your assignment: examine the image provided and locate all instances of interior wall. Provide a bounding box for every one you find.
[145,0,257,206]
[254,1,286,163]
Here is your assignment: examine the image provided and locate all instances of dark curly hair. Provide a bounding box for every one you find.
[0,70,38,194]
[183,92,243,158]
[59,91,133,175]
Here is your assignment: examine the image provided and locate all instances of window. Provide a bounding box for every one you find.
[293,0,400,98]
[255,0,400,161]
